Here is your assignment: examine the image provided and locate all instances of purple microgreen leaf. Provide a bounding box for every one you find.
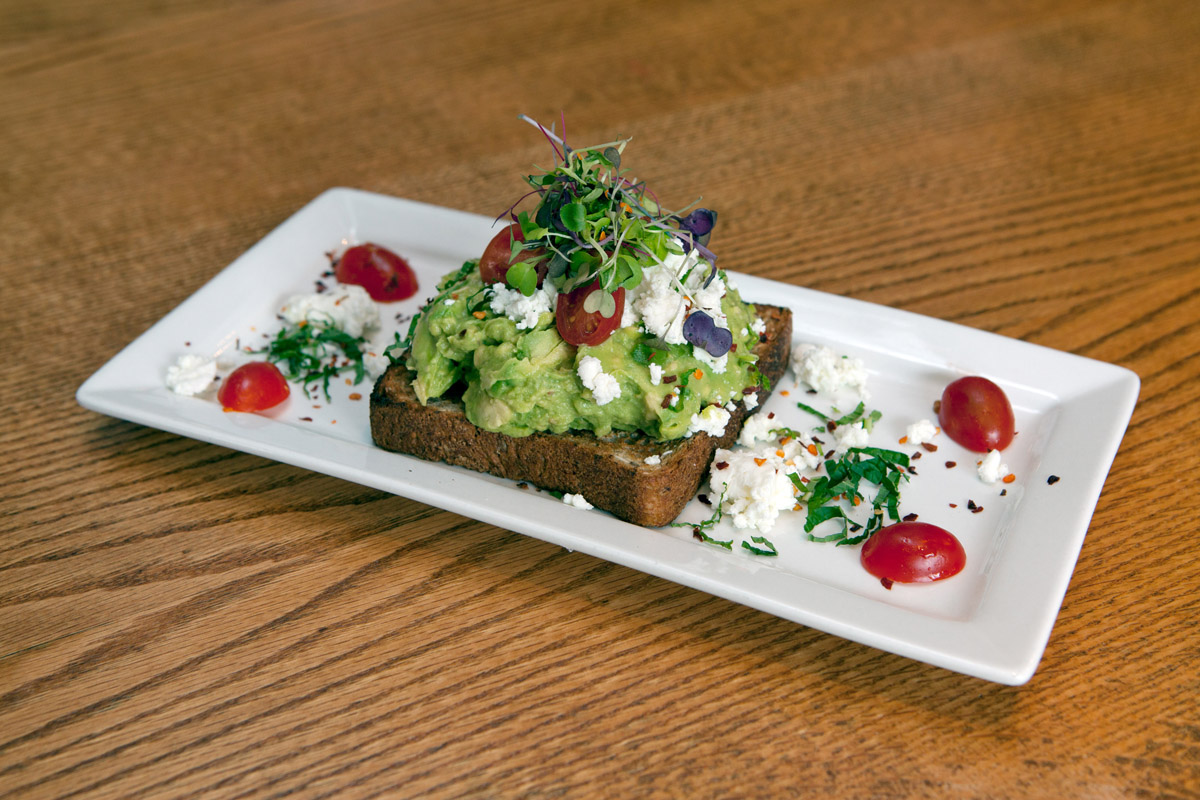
[682,310,733,357]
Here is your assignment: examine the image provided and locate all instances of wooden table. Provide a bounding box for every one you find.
[4,1,1198,796]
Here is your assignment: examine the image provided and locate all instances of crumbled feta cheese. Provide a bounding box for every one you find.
[648,363,663,386]
[743,391,759,410]
[577,355,621,405]
[443,298,455,305]
[708,447,798,533]
[644,454,662,466]
[165,354,216,396]
[978,449,1009,484]
[281,283,380,338]
[693,347,728,374]
[688,405,730,437]
[488,282,556,330]
[737,411,778,447]
[834,421,870,449]
[363,351,390,379]
[750,318,766,336]
[724,400,737,412]
[791,343,869,397]
[562,493,594,510]
[630,249,732,358]
[905,419,939,446]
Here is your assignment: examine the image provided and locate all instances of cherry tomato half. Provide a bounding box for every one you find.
[478,223,545,286]
[556,280,625,347]
[860,522,966,584]
[938,376,1015,453]
[336,243,418,302]
[218,362,290,412]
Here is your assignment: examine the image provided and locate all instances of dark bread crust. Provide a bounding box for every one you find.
[370,304,792,527]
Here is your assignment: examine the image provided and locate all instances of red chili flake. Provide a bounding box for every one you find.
[315,280,327,293]
[921,442,938,452]
[912,452,923,460]
[661,395,674,408]
[742,386,756,395]
[967,499,977,510]
[945,461,957,468]
[698,494,712,506]
[730,344,737,352]
[902,512,919,522]
[826,420,837,432]
[184,341,191,347]
[767,412,776,419]
[806,388,818,395]
[1047,475,1061,485]
[880,577,894,590]
[692,528,705,540]
[906,466,918,475]
[299,416,313,422]
[933,399,942,414]
[715,461,729,470]
[971,506,984,514]
[663,374,678,384]
[348,393,362,401]
[759,333,767,343]
[1000,489,1008,497]
[949,503,958,508]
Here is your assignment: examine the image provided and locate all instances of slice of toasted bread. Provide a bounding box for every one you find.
[369,304,792,527]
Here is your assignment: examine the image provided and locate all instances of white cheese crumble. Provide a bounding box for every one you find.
[737,411,779,447]
[281,283,380,338]
[708,447,798,533]
[791,343,869,397]
[577,356,621,405]
[363,351,390,379]
[688,405,731,438]
[488,281,557,330]
[692,347,728,374]
[627,248,732,360]
[644,454,662,466]
[977,449,1010,484]
[562,493,594,510]
[648,363,663,385]
[834,421,870,449]
[750,317,766,336]
[165,354,216,396]
[743,391,759,410]
[905,419,939,446]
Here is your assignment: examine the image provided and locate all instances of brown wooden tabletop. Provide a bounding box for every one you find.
[4,1,1199,797]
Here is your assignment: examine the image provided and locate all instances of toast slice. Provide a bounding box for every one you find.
[370,304,792,527]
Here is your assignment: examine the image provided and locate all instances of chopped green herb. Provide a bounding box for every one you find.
[789,446,911,546]
[741,536,778,557]
[669,488,731,549]
[260,322,368,401]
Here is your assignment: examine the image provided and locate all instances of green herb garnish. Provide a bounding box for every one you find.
[669,489,731,549]
[741,535,778,557]
[261,322,368,401]
[796,400,882,432]
[789,446,910,546]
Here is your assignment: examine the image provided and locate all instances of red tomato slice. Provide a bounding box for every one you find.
[479,223,546,286]
[555,280,625,347]
[938,376,1015,453]
[860,522,966,584]
[218,362,290,412]
[336,243,418,302]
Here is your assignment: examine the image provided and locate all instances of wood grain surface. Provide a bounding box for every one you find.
[3,0,1198,797]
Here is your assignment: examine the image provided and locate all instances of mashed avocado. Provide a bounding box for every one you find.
[404,261,764,441]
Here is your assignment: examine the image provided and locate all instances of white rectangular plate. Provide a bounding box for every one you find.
[77,188,1138,684]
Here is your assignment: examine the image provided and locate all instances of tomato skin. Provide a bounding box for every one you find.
[479,223,545,286]
[218,362,290,412]
[555,280,625,347]
[861,522,966,584]
[938,376,1015,453]
[335,243,418,302]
